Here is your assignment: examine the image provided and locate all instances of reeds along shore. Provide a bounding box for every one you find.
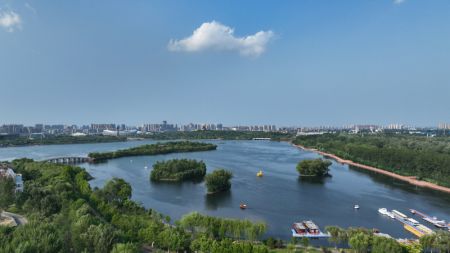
[293,144,450,194]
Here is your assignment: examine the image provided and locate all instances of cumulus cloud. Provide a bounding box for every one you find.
[0,11,21,32]
[393,0,406,4]
[168,21,274,57]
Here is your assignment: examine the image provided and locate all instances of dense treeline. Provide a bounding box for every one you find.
[325,225,450,253]
[0,135,127,147]
[296,159,332,177]
[294,134,450,187]
[0,159,271,252]
[179,212,267,241]
[88,141,217,161]
[205,169,233,194]
[150,159,207,182]
[148,130,294,141]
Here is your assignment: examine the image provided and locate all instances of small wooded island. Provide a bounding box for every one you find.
[205,169,233,194]
[296,158,332,177]
[150,159,207,182]
[88,141,217,161]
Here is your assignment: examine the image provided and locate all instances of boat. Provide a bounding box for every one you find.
[378,208,395,219]
[354,205,360,209]
[257,170,263,177]
[392,210,407,219]
[239,204,247,209]
[407,218,420,225]
[291,220,330,238]
[416,224,434,235]
[404,224,424,237]
[410,209,448,228]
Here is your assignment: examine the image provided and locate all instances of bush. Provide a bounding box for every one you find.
[205,169,233,194]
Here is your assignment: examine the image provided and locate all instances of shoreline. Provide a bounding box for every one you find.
[293,144,450,194]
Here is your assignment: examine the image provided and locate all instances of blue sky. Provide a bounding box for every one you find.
[0,0,449,126]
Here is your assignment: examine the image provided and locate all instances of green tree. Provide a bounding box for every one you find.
[296,159,332,177]
[100,178,132,205]
[0,176,15,211]
[301,237,309,248]
[205,169,233,194]
[111,242,139,253]
[348,232,371,253]
[371,236,402,253]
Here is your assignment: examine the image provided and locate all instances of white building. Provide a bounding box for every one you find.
[0,167,24,193]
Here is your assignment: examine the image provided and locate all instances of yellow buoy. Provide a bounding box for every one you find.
[257,170,264,177]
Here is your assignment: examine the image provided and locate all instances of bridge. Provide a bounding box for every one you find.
[43,157,92,164]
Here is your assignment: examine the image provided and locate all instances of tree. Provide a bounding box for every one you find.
[420,233,436,253]
[296,159,332,177]
[326,226,345,248]
[0,176,15,211]
[371,236,402,253]
[348,232,371,253]
[100,178,132,205]
[205,169,233,194]
[111,243,139,253]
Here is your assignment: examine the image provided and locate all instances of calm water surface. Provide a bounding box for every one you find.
[1,140,449,239]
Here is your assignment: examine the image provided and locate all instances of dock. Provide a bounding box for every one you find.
[410,209,448,229]
[389,210,434,237]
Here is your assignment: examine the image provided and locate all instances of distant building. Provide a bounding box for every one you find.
[438,123,450,130]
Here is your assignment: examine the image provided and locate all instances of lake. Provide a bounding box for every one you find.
[1,139,449,239]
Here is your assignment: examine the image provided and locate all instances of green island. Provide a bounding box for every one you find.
[205,169,233,194]
[1,160,449,252]
[296,159,332,177]
[150,159,207,182]
[294,133,450,187]
[88,141,217,161]
[0,135,127,147]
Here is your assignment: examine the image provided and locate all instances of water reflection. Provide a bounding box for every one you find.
[205,191,232,210]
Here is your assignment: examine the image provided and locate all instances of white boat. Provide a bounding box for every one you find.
[354,205,360,209]
[378,208,395,218]
[392,210,407,219]
[407,218,419,225]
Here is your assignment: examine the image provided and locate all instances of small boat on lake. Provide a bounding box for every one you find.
[354,205,360,209]
[240,204,247,209]
[257,170,264,177]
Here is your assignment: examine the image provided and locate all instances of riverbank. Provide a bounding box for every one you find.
[294,144,450,194]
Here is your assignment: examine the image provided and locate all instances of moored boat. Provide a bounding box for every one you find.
[239,204,247,209]
[378,208,395,219]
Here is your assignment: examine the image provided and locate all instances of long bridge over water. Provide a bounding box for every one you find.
[43,157,92,164]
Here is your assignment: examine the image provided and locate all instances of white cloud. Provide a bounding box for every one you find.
[168,21,274,57]
[393,0,406,4]
[0,11,21,32]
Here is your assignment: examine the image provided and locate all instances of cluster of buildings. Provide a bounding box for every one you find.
[0,164,23,193]
[438,123,450,130]
[0,121,448,138]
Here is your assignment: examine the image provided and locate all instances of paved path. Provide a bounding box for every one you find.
[1,211,28,226]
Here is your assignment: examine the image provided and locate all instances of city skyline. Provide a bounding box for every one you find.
[1,1,450,126]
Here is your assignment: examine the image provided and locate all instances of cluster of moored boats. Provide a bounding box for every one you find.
[378,208,449,237]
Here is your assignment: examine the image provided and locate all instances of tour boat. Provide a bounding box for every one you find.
[240,204,247,209]
[257,170,263,177]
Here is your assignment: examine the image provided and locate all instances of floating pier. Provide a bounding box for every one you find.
[291,220,330,238]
